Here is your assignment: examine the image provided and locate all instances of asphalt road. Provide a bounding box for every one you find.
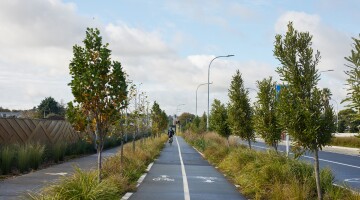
[238,139,360,191]
[129,136,246,200]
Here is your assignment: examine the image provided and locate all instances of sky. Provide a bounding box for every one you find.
[1,0,360,116]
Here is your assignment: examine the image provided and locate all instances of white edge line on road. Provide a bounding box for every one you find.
[176,136,190,200]
[302,155,360,169]
[251,144,360,169]
[251,144,360,192]
[121,192,133,200]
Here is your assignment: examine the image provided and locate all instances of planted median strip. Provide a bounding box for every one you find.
[183,131,360,200]
[28,135,167,200]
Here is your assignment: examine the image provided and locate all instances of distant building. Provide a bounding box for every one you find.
[0,112,21,118]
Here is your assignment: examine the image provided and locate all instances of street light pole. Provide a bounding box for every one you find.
[196,82,212,116]
[207,55,234,131]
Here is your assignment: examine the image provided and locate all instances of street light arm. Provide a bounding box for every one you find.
[207,54,234,131]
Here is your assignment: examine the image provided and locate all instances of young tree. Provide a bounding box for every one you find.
[253,77,281,151]
[160,110,168,134]
[274,22,335,200]
[198,112,207,133]
[151,101,166,137]
[343,34,360,124]
[68,28,128,182]
[227,70,254,149]
[338,109,360,133]
[210,99,230,145]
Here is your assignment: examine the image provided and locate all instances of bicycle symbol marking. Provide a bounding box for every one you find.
[195,176,217,183]
[153,175,175,182]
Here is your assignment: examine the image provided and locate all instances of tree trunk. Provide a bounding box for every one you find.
[247,138,252,149]
[120,135,124,165]
[273,141,278,152]
[227,136,230,147]
[314,149,322,200]
[132,131,136,153]
[97,145,102,183]
[95,123,102,183]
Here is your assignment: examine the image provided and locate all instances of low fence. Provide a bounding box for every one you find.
[0,118,82,145]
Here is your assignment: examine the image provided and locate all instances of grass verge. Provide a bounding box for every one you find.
[28,135,167,200]
[182,131,360,200]
[330,137,360,149]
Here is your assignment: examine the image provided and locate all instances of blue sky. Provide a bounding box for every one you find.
[1,0,359,115]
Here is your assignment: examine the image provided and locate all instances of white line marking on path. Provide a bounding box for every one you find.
[153,175,175,182]
[251,144,360,169]
[45,172,67,176]
[121,192,133,200]
[146,162,154,172]
[137,174,147,187]
[176,136,190,200]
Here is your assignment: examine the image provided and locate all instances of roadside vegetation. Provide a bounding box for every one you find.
[330,137,360,148]
[183,131,359,200]
[28,135,167,200]
[0,136,128,177]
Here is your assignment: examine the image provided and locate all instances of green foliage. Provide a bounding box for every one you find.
[274,21,336,199]
[0,146,15,174]
[30,168,120,200]
[66,102,88,132]
[37,97,65,118]
[47,142,67,163]
[274,21,335,151]
[210,99,230,139]
[31,136,167,200]
[177,112,195,125]
[253,77,281,151]
[150,101,167,136]
[183,131,359,200]
[227,70,254,148]
[68,27,128,143]
[68,27,128,181]
[330,137,360,148]
[17,143,45,172]
[343,34,360,121]
[198,112,207,133]
[338,109,360,133]
[0,106,11,112]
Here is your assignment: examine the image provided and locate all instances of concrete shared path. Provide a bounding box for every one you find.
[0,146,121,200]
[127,136,246,200]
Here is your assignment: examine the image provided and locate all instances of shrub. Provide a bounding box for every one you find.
[17,144,30,173]
[330,137,360,148]
[29,167,120,200]
[17,143,45,172]
[183,131,360,200]
[47,142,67,163]
[29,135,167,199]
[0,146,16,174]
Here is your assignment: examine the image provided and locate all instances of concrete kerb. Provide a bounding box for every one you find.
[121,161,154,200]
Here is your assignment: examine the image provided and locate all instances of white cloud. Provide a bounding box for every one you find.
[105,23,171,56]
[275,11,353,109]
